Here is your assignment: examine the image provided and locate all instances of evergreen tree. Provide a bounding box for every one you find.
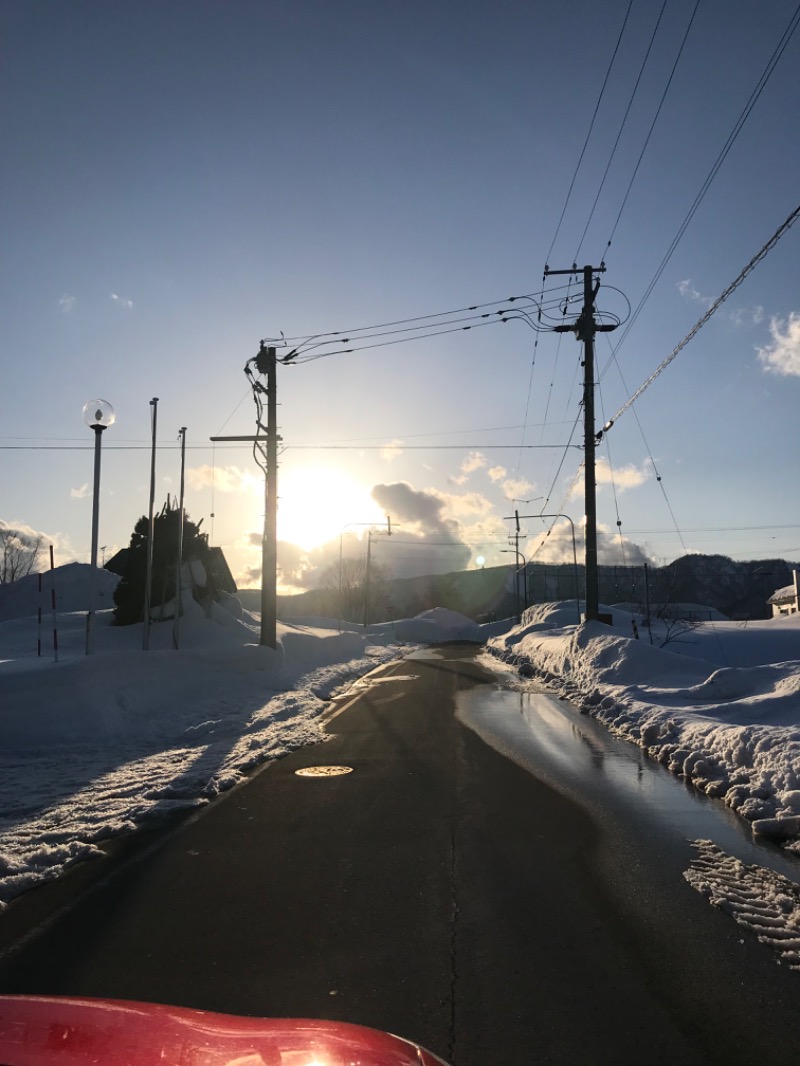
[113,499,218,625]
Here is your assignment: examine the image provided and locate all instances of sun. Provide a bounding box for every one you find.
[277,466,386,551]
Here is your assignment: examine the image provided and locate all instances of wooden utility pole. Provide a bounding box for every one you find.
[263,343,278,648]
[211,344,280,648]
[547,264,616,622]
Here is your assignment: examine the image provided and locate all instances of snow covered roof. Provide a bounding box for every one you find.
[768,584,798,604]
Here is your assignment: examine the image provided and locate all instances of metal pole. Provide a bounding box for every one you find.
[50,544,59,662]
[143,397,158,650]
[363,530,372,627]
[173,427,187,650]
[86,423,105,654]
[507,513,581,625]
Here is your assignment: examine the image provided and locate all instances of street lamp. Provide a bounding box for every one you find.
[501,548,526,622]
[82,399,115,653]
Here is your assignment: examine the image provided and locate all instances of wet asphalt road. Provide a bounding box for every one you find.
[1,644,800,1065]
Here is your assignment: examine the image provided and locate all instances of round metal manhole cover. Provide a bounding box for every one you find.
[295,765,354,778]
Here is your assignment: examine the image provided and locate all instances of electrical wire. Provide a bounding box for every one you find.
[573,0,669,264]
[601,0,701,259]
[600,200,800,430]
[609,2,800,352]
[544,0,634,267]
[596,378,627,566]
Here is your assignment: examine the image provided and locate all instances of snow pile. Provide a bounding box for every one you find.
[487,602,800,849]
[0,561,119,623]
[387,606,483,644]
[0,565,497,907]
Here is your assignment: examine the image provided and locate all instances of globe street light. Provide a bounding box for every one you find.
[83,399,115,653]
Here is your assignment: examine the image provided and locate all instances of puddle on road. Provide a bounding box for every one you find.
[457,683,800,885]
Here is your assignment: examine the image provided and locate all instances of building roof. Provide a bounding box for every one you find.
[768,584,798,604]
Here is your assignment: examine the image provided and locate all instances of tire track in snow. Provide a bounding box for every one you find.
[684,839,800,970]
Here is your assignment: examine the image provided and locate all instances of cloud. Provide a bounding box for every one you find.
[0,519,46,551]
[461,451,488,474]
[729,305,765,328]
[571,459,648,497]
[487,465,506,482]
[499,476,537,501]
[59,293,76,313]
[597,459,648,490]
[186,465,261,495]
[524,518,651,567]
[70,484,91,499]
[677,279,712,308]
[679,280,768,329]
[380,439,404,461]
[110,292,134,308]
[757,312,800,377]
[371,482,452,532]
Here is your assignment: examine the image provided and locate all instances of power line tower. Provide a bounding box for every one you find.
[546,264,617,622]
[212,342,280,648]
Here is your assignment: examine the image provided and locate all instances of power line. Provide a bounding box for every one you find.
[600,200,800,431]
[574,0,669,263]
[602,0,701,258]
[544,0,633,266]
[609,2,800,352]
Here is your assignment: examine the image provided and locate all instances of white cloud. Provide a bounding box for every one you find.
[461,451,488,474]
[59,293,76,313]
[729,305,765,327]
[499,477,536,501]
[380,439,404,461]
[757,312,800,377]
[70,484,90,499]
[110,293,133,309]
[679,280,765,328]
[186,465,261,495]
[487,465,507,482]
[677,279,712,308]
[570,459,648,497]
[597,459,648,491]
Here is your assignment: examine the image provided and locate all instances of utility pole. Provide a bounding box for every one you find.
[363,516,392,627]
[263,343,278,649]
[547,264,616,622]
[211,343,281,648]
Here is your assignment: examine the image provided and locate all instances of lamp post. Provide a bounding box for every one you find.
[83,399,115,654]
[501,548,526,622]
[506,512,582,626]
[338,517,392,626]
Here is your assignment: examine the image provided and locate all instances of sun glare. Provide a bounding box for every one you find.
[278,466,386,551]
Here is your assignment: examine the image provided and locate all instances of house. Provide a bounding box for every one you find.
[768,570,799,617]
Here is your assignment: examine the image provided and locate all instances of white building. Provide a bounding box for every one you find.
[768,570,800,617]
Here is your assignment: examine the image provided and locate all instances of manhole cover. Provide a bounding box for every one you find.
[295,765,353,778]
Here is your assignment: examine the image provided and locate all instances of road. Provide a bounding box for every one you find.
[1,643,800,1065]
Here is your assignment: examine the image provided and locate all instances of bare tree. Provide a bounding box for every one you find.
[0,524,43,584]
[316,557,389,622]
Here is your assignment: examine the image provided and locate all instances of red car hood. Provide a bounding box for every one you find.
[0,995,450,1065]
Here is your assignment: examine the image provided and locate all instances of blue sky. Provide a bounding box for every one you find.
[2,0,799,593]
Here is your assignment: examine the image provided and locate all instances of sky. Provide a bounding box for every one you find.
[2,0,800,593]
[2,564,800,976]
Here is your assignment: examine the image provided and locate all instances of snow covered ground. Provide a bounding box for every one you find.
[486,602,800,849]
[0,564,494,907]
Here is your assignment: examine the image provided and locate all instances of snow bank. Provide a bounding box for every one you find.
[487,603,800,849]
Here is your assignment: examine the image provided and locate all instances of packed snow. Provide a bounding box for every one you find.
[2,565,800,945]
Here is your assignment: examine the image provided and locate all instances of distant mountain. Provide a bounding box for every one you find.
[238,553,795,624]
